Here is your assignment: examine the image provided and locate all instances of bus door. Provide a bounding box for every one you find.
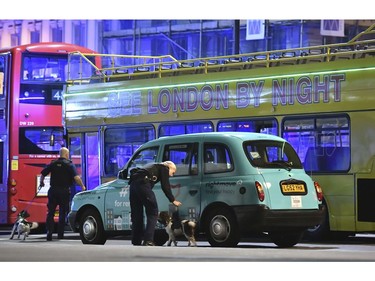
[355,175,375,230]
[69,132,100,192]
[85,132,100,190]
[0,139,6,224]
[68,134,84,198]
[0,53,9,224]
[160,142,201,222]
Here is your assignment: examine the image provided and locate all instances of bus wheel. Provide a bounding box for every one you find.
[268,230,304,248]
[79,209,107,245]
[205,207,240,247]
[304,203,330,242]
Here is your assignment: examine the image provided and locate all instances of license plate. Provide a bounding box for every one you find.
[280,182,307,195]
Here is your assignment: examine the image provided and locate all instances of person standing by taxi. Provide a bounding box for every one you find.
[40,147,86,241]
[129,161,182,246]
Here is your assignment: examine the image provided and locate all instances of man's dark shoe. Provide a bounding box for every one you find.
[57,235,64,239]
[142,241,156,246]
[46,234,52,241]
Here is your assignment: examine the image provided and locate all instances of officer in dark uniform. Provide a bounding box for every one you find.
[129,161,182,246]
[40,147,86,241]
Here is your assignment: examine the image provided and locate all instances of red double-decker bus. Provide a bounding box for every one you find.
[0,42,97,227]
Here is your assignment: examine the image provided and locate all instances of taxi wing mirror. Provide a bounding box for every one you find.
[118,168,128,179]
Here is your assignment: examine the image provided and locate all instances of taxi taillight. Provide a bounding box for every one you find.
[314,181,324,202]
[255,181,265,202]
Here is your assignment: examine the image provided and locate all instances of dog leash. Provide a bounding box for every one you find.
[18,185,44,214]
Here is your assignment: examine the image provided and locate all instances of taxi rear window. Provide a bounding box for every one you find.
[244,140,303,169]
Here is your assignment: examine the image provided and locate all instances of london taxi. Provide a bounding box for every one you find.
[68,132,325,247]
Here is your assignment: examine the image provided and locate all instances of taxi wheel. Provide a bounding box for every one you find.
[205,207,240,247]
[79,209,107,245]
[268,230,303,248]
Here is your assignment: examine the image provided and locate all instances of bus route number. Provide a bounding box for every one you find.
[19,121,35,126]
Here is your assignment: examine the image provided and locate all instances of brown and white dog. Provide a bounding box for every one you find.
[9,210,39,241]
[158,211,197,247]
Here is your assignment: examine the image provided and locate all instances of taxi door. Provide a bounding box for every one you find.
[154,142,201,222]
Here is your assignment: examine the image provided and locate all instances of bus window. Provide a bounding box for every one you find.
[0,72,3,96]
[22,55,67,82]
[0,56,4,75]
[19,127,65,154]
[0,141,3,184]
[19,83,64,105]
[282,115,350,172]
[0,54,9,97]
[217,118,278,135]
[104,125,155,176]
[69,136,81,155]
[159,122,213,137]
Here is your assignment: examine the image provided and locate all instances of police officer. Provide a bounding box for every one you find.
[40,147,86,241]
[129,161,182,246]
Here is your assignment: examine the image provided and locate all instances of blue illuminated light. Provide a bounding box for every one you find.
[65,66,375,97]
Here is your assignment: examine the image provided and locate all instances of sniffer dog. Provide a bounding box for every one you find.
[9,210,39,240]
[158,211,197,247]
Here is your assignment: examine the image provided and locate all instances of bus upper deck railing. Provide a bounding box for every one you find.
[67,23,375,85]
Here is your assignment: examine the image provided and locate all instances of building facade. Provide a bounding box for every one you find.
[0,20,373,59]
